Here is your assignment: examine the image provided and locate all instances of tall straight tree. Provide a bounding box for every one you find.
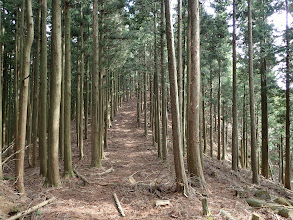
[144,46,148,137]
[15,0,34,193]
[154,3,161,158]
[79,2,84,160]
[46,0,62,187]
[14,3,20,177]
[91,0,101,167]
[231,0,238,171]
[260,0,268,178]
[64,0,73,177]
[0,2,2,180]
[32,0,41,167]
[217,60,221,160]
[98,0,105,160]
[161,0,168,160]
[165,0,189,194]
[187,0,206,186]
[39,0,47,176]
[248,0,259,184]
[284,0,291,190]
[177,0,183,140]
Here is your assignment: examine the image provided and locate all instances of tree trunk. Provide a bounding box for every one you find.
[260,55,268,178]
[98,1,105,160]
[177,0,183,149]
[221,101,226,160]
[32,0,41,167]
[217,60,221,160]
[284,0,291,190]
[137,71,141,127]
[164,0,189,194]
[0,3,2,180]
[248,0,259,184]
[232,0,238,171]
[60,27,65,160]
[209,67,213,158]
[187,0,206,186]
[260,0,268,179]
[91,0,101,167]
[280,135,284,184]
[46,0,62,187]
[154,4,161,158]
[242,84,246,168]
[63,0,73,177]
[202,86,207,154]
[15,0,34,193]
[161,0,167,160]
[144,45,148,137]
[85,59,89,139]
[39,0,47,176]
[79,4,84,159]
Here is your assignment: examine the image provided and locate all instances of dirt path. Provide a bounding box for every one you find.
[3,98,293,219]
[28,98,177,219]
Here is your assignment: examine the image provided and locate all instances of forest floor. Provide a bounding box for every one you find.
[1,98,293,219]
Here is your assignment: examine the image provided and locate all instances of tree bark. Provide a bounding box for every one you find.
[79,4,84,159]
[144,45,148,137]
[284,0,291,190]
[46,0,62,187]
[177,0,183,148]
[39,0,47,176]
[209,66,213,158]
[91,0,101,167]
[15,0,34,193]
[202,86,207,154]
[0,3,2,180]
[154,4,161,158]
[32,0,41,167]
[63,0,73,177]
[248,0,259,184]
[222,101,226,160]
[187,0,206,186]
[164,0,189,194]
[232,0,238,171]
[98,0,105,160]
[161,0,168,160]
[217,60,221,160]
[85,59,89,139]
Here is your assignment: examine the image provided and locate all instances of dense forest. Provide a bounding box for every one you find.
[0,0,292,219]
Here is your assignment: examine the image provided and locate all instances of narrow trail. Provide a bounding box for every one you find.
[31,98,177,219]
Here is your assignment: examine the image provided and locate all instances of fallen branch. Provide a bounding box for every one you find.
[74,169,90,184]
[113,193,125,217]
[7,197,56,220]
